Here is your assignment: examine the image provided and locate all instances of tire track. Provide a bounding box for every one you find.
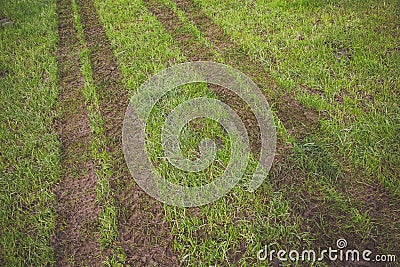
[51,0,103,265]
[74,0,179,265]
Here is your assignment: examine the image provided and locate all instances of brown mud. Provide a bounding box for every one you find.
[51,0,104,265]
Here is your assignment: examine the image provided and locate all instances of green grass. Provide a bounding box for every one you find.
[189,0,399,254]
[193,0,400,194]
[93,0,314,265]
[151,0,393,257]
[94,0,399,265]
[1,0,399,266]
[0,0,59,265]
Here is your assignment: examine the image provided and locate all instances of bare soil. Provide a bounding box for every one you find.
[51,0,104,265]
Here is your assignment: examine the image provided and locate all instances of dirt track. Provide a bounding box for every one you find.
[52,0,103,265]
[51,0,179,265]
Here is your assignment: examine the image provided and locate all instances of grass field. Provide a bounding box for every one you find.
[1,0,399,266]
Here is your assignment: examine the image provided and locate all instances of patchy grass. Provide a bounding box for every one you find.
[1,0,399,266]
[95,0,399,265]
[93,0,313,265]
[144,0,399,262]
[193,0,400,194]
[191,0,400,255]
[0,0,59,265]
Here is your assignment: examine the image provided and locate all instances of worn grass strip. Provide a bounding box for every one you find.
[0,0,60,265]
[74,0,179,265]
[70,0,124,264]
[88,0,354,265]
[189,0,400,195]
[76,0,398,265]
[51,0,104,265]
[82,1,301,265]
[177,0,400,258]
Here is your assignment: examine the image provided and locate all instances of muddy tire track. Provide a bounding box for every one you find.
[74,0,179,265]
[51,0,103,265]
